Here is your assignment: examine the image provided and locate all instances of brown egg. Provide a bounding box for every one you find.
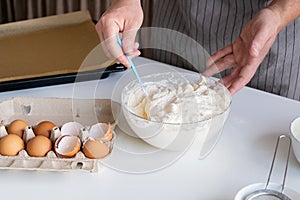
[0,134,24,156]
[7,119,28,138]
[34,121,56,138]
[26,135,52,157]
[82,139,110,159]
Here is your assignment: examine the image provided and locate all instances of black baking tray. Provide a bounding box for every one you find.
[0,63,126,92]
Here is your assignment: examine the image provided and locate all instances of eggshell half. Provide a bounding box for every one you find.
[0,124,8,138]
[60,122,83,136]
[0,134,25,156]
[7,119,28,138]
[26,135,52,157]
[89,123,113,142]
[54,135,81,158]
[82,138,110,159]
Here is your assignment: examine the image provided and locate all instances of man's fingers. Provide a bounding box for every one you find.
[102,30,123,58]
[134,42,139,51]
[96,23,113,58]
[96,18,132,66]
[126,49,141,58]
[202,54,236,77]
[116,55,131,68]
[227,75,250,95]
[103,35,140,68]
[96,17,141,68]
[100,36,131,66]
[227,63,258,94]
[220,66,249,94]
[122,28,139,54]
[221,66,242,88]
[206,45,233,67]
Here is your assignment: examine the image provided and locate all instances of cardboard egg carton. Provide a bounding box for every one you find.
[0,97,120,172]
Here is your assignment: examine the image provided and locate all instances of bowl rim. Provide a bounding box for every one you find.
[121,72,232,125]
[290,117,300,143]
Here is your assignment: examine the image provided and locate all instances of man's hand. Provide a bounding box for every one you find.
[96,0,143,67]
[203,8,282,95]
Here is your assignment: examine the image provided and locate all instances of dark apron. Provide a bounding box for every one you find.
[149,0,300,100]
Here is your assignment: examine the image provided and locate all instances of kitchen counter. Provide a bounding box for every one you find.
[0,57,299,200]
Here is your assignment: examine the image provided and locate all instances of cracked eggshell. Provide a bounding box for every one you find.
[7,119,28,138]
[60,122,83,136]
[0,134,25,156]
[26,135,52,157]
[89,123,113,142]
[0,124,8,138]
[54,135,81,158]
[82,138,110,159]
[34,121,56,138]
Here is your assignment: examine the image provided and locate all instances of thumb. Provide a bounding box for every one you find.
[250,42,260,57]
[249,28,269,57]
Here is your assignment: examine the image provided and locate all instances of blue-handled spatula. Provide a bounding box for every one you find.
[116,35,148,96]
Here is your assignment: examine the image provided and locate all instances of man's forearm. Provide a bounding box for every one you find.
[268,0,300,31]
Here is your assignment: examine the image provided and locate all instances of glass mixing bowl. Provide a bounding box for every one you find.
[121,72,231,158]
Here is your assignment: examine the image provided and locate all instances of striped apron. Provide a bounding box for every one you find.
[149,0,300,100]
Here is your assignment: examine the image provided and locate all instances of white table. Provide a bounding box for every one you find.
[0,57,300,200]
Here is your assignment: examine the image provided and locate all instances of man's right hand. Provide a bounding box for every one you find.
[95,0,144,67]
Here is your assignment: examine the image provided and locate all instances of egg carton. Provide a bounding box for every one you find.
[0,149,99,172]
[0,97,120,172]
